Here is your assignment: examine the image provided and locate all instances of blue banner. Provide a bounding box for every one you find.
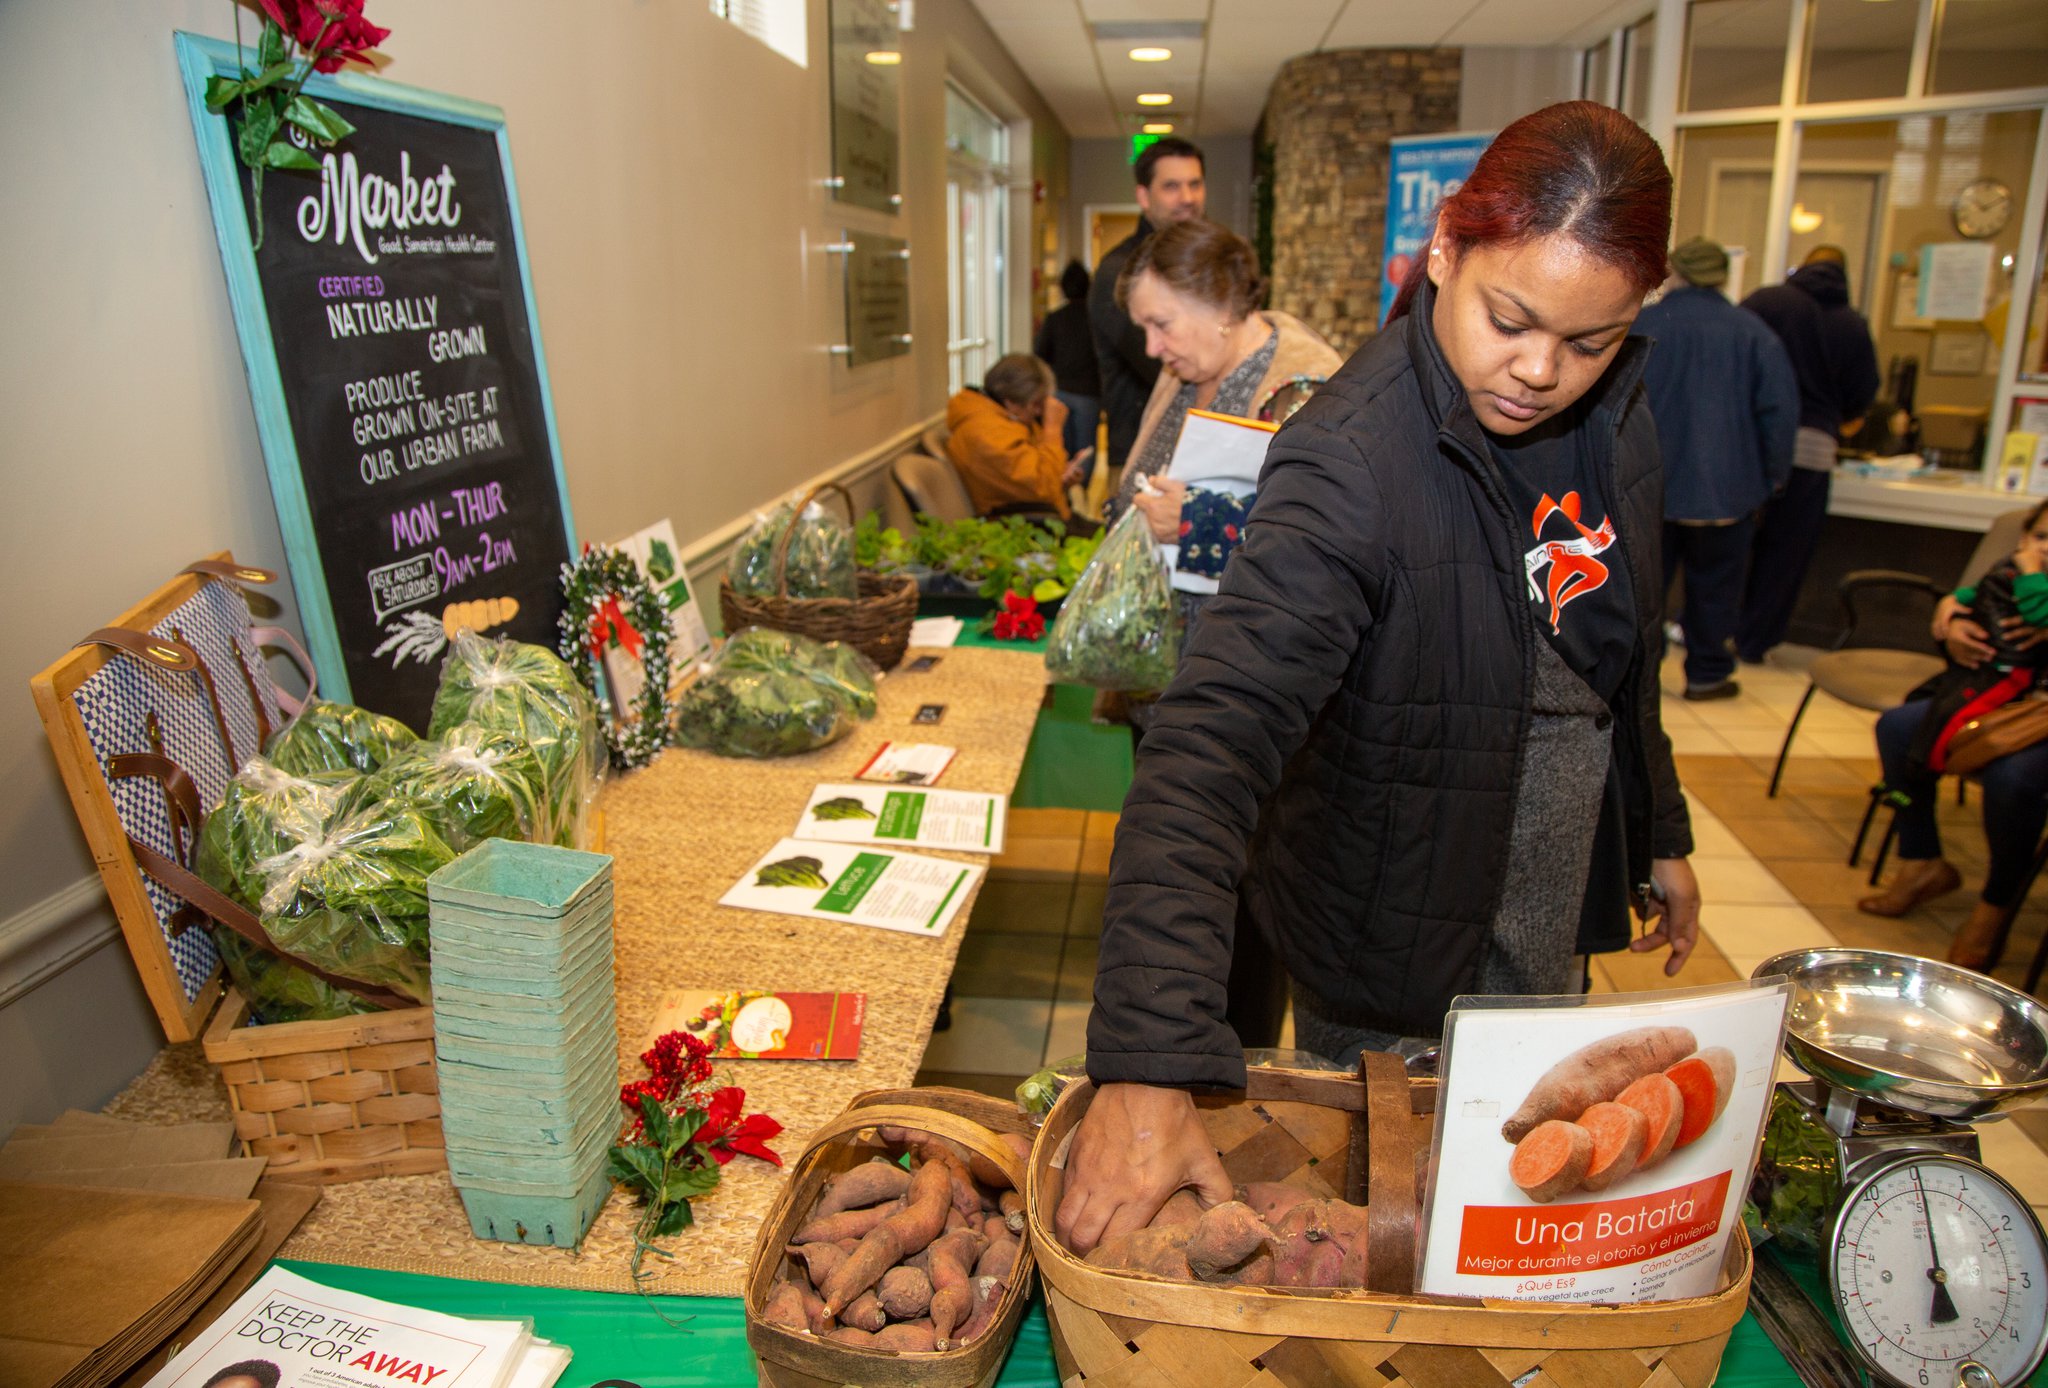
[1380,131,1495,328]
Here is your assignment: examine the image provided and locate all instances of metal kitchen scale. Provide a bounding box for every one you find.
[1752,948,2048,1388]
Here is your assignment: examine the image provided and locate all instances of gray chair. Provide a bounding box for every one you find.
[891,450,977,523]
[921,421,952,464]
[1771,506,2033,799]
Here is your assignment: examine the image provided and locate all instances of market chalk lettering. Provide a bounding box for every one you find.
[298,148,464,265]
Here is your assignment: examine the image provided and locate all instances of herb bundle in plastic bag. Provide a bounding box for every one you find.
[716,627,879,718]
[727,492,858,600]
[1043,507,1181,690]
[264,697,417,776]
[428,631,603,847]
[351,722,549,854]
[671,669,855,759]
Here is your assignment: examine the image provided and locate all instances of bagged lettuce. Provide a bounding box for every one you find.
[265,697,417,776]
[350,722,549,854]
[429,632,603,847]
[717,627,878,718]
[209,924,376,1024]
[728,492,857,600]
[671,668,854,759]
[1044,507,1181,691]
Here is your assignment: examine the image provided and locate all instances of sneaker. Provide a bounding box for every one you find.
[1682,679,1741,701]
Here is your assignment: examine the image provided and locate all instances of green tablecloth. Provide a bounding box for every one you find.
[279,1259,1805,1385]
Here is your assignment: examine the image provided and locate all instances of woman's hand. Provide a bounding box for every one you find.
[1945,615,1996,668]
[1064,446,1093,488]
[1053,1082,1233,1256]
[1133,477,1189,542]
[1932,593,1967,643]
[1630,857,1700,977]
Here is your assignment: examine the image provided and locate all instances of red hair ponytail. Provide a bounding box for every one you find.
[1386,101,1671,325]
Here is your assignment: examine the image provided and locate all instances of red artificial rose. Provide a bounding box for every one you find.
[307,13,391,72]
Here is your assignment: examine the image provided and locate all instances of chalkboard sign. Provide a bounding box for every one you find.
[175,34,575,734]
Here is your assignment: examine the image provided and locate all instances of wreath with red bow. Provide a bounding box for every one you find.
[558,547,673,770]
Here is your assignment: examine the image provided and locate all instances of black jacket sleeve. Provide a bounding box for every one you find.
[1621,401,1694,863]
[1086,410,1387,1089]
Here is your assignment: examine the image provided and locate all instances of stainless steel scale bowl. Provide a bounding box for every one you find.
[1755,946,2048,1121]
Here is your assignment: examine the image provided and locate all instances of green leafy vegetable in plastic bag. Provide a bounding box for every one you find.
[717,627,878,719]
[1044,508,1181,690]
[672,669,853,759]
[1748,1087,1842,1253]
[351,722,549,854]
[428,631,603,847]
[265,698,417,776]
[728,494,857,600]
[209,924,375,1023]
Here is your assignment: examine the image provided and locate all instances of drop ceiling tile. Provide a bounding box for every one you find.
[1081,0,1211,23]
[1319,0,1470,48]
[1436,0,1636,46]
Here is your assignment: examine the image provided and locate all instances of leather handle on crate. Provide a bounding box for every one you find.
[182,560,277,586]
[78,627,198,672]
[123,833,415,1012]
[803,1101,1026,1191]
[1360,1049,1420,1295]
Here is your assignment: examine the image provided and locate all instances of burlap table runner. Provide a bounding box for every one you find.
[105,645,1050,1296]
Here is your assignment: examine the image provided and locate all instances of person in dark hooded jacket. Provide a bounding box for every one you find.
[1054,102,1700,1257]
[1736,247,1880,662]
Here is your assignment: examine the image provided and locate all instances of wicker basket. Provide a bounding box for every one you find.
[203,989,444,1183]
[718,482,918,671]
[746,1087,1037,1388]
[1027,1058,1752,1388]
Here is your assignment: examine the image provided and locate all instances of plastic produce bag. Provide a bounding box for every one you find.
[264,697,417,777]
[208,924,376,1024]
[727,491,857,601]
[351,722,549,854]
[717,626,879,719]
[1044,507,1181,690]
[197,758,358,910]
[671,668,854,759]
[428,631,603,848]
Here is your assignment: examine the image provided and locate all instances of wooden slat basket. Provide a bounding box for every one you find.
[1026,1059,1752,1388]
[29,554,443,1185]
[746,1087,1038,1388]
[718,482,918,671]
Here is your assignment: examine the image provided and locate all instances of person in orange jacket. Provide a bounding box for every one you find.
[945,354,1089,519]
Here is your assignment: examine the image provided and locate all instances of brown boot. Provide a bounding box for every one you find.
[1948,899,2011,972]
[1857,858,1962,917]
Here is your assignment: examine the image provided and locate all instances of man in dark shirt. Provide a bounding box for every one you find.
[1635,238,1798,699]
[1089,138,1206,474]
[1034,260,1100,467]
[1736,245,1881,662]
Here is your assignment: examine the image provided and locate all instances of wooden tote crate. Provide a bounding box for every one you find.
[1026,1057,1752,1388]
[746,1087,1037,1388]
[30,553,443,1184]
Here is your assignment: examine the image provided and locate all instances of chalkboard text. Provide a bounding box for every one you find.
[297,149,465,266]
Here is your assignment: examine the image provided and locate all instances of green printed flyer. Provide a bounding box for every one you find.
[719,837,981,936]
[793,782,1007,854]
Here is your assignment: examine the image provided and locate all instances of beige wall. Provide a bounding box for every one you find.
[0,0,1064,1130]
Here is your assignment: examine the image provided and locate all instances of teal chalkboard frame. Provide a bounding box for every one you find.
[173,31,576,705]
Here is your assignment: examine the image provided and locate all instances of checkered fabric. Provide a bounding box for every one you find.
[71,580,285,1002]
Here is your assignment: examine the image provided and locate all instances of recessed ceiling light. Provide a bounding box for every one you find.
[864,49,901,65]
[1136,92,1172,106]
[1129,46,1172,61]
[1142,122,1174,134]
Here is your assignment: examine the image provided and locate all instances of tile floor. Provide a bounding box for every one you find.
[916,647,2048,1217]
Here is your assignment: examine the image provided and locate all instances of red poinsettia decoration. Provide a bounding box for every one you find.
[991,591,1046,642]
[608,1031,782,1282]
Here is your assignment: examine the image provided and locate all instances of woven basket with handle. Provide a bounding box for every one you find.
[1027,1055,1752,1388]
[746,1087,1037,1388]
[719,482,918,671]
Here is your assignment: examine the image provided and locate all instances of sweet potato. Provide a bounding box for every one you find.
[1186,1200,1272,1280]
[826,1326,877,1347]
[1666,1046,1736,1150]
[1084,1224,1192,1279]
[842,1290,888,1332]
[874,1322,938,1352]
[998,1189,1026,1233]
[1510,1119,1594,1203]
[1615,1072,1685,1171]
[942,1275,1002,1350]
[1577,1101,1647,1193]
[814,1158,912,1219]
[911,1137,987,1221]
[976,1229,1019,1288]
[785,1241,847,1289]
[1237,1182,1316,1226]
[822,1159,951,1314]
[798,1282,831,1336]
[926,1226,988,1343]
[793,1197,904,1245]
[877,1265,933,1319]
[762,1280,809,1332]
[1502,1026,1698,1142]
[1273,1233,1346,1288]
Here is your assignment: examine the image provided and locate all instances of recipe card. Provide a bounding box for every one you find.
[854,741,958,785]
[720,838,982,936]
[793,782,1007,854]
[643,987,865,1060]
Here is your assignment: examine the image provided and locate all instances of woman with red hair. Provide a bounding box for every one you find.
[1058,102,1702,1251]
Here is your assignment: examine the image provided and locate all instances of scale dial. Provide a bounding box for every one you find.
[1829,1154,2048,1387]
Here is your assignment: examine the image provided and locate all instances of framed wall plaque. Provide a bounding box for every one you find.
[841,231,911,366]
[829,0,901,214]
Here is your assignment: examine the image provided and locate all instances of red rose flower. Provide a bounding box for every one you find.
[685,1085,785,1165]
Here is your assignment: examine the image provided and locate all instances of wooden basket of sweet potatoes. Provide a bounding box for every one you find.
[744,1087,1037,1388]
[1026,1054,1752,1388]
